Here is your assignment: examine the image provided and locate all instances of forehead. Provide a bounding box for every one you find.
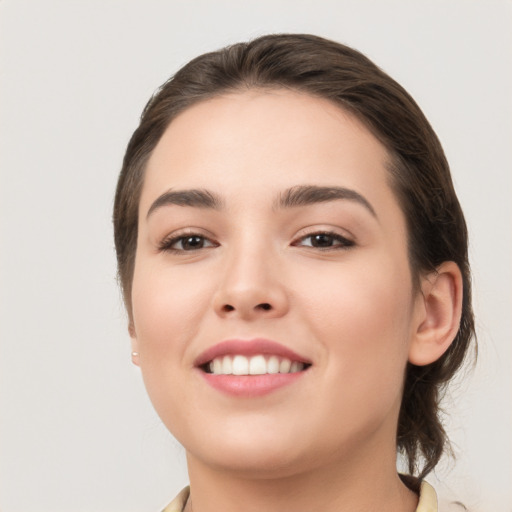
[141,89,397,217]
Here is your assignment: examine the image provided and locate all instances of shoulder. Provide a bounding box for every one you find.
[161,486,190,512]
[417,481,438,512]
[417,481,468,512]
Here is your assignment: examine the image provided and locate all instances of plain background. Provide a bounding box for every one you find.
[1,1,511,511]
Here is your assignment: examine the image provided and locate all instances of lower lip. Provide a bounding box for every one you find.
[199,371,307,397]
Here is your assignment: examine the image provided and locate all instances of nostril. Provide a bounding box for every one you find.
[219,303,273,314]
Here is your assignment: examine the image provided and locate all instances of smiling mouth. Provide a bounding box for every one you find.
[202,355,311,376]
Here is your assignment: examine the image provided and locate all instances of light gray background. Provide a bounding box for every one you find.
[1,1,511,511]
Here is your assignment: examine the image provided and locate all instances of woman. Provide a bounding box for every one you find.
[113,34,474,512]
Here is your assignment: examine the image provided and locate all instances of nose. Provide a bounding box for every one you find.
[212,244,289,321]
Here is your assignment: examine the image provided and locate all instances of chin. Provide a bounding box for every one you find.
[192,444,308,479]
[180,420,312,477]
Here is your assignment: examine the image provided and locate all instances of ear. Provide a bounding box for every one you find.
[129,323,140,366]
[408,261,463,366]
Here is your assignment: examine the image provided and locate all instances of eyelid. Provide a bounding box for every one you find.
[157,229,218,253]
[291,229,355,250]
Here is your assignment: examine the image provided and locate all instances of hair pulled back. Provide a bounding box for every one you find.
[113,33,475,489]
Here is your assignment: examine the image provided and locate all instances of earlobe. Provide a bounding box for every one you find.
[129,323,140,366]
[408,261,463,366]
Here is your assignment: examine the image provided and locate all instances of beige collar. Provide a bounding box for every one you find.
[162,480,438,512]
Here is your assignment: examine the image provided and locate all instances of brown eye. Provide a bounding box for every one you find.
[295,232,354,250]
[310,234,336,247]
[159,233,217,253]
[179,235,206,250]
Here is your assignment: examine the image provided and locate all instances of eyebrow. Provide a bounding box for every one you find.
[146,188,224,218]
[146,185,376,218]
[273,185,376,217]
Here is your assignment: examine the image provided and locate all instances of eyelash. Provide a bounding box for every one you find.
[158,230,355,254]
[158,231,217,254]
[292,231,355,251]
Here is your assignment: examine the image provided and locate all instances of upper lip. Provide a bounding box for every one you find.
[194,338,312,368]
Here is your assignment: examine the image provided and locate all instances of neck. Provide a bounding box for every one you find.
[184,440,418,512]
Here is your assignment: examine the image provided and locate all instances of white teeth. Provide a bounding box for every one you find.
[213,358,223,375]
[232,355,249,375]
[267,355,280,374]
[249,355,267,375]
[207,355,307,376]
[221,355,233,375]
[279,358,291,374]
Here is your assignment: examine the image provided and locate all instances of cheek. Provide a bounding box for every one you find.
[130,263,215,428]
[302,253,413,331]
[131,263,212,361]
[298,255,414,393]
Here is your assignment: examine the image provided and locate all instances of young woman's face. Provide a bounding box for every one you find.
[131,90,425,477]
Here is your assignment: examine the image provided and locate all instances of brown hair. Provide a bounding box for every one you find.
[113,33,475,489]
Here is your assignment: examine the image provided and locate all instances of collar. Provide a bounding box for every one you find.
[162,480,438,512]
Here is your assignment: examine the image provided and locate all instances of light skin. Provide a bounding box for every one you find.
[129,89,462,512]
